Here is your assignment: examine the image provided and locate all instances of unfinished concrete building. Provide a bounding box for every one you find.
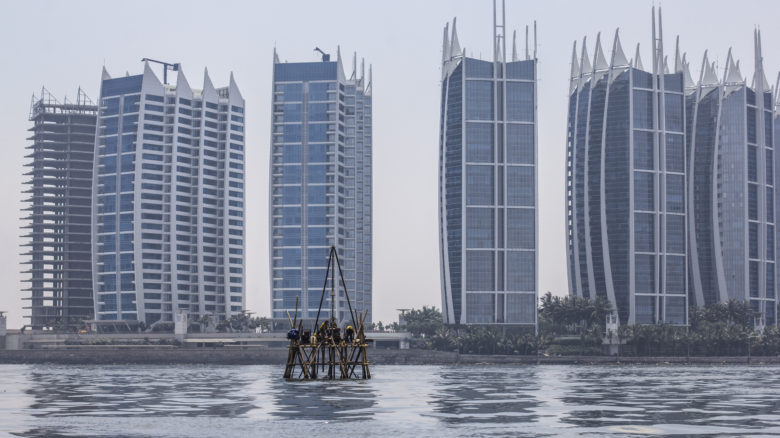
[22,88,97,329]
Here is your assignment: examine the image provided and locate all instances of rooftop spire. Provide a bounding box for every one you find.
[273,47,280,64]
[512,30,518,62]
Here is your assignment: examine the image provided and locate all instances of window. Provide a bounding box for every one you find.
[466,166,493,205]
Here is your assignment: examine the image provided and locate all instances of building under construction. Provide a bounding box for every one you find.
[22,88,97,330]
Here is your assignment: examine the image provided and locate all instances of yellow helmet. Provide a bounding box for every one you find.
[347,325,353,330]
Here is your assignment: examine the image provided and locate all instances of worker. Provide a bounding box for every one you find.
[345,325,355,343]
[301,330,311,344]
[286,328,299,341]
[310,332,317,344]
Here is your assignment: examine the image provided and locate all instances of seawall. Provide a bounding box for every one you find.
[2,348,780,365]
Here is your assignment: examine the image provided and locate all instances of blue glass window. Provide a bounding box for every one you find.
[507,124,534,164]
[506,82,534,122]
[466,81,493,121]
[465,123,493,163]
[282,165,301,185]
[466,208,493,248]
[466,165,493,205]
[282,249,302,267]
[634,213,654,252]
[633,131,654,170]
[466,250,494,291]
[634,172,653,211]
[283,124,302,142]
[281,228,301,246]
[665,134,684,172]
[282,186,301,204]
[308,124,328,142]
[507,208,534,249]
[307,185,327,204]
[281,207,301,225]
[283,103,302,122]
[506,251,534,291]
[282,145,302,163]
[633,90,653,129]
[506,166,534,206]
[635,255,655,294]
[278,83,303,101]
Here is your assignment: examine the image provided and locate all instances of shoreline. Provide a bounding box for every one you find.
[1,348,780,366]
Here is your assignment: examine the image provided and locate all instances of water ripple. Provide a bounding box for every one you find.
[1,364,779,436]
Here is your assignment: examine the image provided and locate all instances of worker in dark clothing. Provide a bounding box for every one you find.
[345,325,355,343]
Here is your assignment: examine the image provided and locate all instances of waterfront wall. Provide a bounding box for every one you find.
[2,347,780,365]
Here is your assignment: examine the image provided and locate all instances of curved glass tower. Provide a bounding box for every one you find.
[687,31,778,325]
[566,8,687,325]
[92,64,245,326]
[439,4,538,327]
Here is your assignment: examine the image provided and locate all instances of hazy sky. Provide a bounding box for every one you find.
[1,0,778,329]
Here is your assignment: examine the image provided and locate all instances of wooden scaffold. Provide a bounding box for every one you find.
[283,246,371,380]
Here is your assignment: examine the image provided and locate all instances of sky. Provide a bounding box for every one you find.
[0,0,778,330]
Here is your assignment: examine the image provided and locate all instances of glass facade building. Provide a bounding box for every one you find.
[23,89,97,329]
[92,63,245,325]
[439,14,538,326]
[687,31,778,325]
[566,11,688,325]
[270,49,373,325]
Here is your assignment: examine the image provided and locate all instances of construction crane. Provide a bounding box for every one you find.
[141,58,180,85]
[314,47,330,62]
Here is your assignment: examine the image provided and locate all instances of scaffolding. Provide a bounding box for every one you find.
[283,246,371,380]
[22,87,98,330]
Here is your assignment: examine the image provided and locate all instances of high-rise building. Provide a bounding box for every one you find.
[439,6,538,326]
[92,63,245,326]
[22,88,97,330]
[270,48,373,325]
[566,9,688,325]
[687,31,777,325]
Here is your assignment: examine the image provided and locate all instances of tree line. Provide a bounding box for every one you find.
[398,294,780,357]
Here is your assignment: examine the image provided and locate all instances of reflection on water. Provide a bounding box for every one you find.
[1,364,780,437]
[429,368,540,424]
[269,378,377,421]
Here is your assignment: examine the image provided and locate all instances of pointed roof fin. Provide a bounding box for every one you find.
[754,28,769,92]
[579,37,591,76]
[525,25,530,60]
[634,43,644,71]
[442,22,450,66]
[273,47,280,64]
[102,66,111,81]
[512,30,518,62]
[701,51,718,86]
[570,40,579,80]
[724,48,743,83]
[450,17,462,58]
[682,53,695,89]
[593,33,608,71]
[610,29,628,67]
[674,36,683,73]
[663,56,670,74]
